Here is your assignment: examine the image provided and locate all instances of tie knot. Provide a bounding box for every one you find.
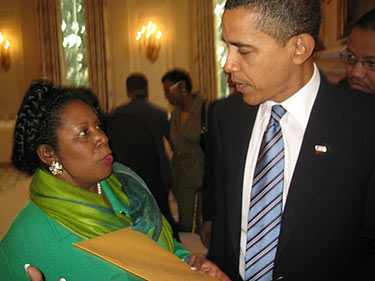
[271,105,286,122]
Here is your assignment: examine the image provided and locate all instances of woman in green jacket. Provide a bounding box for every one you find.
[0,81,228,281]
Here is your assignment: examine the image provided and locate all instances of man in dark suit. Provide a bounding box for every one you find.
[208,1,375,280]
[109,73,178,239]
[106,113,179,241]
[112,73,172,194]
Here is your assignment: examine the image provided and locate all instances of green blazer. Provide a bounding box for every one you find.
[0,202,189,280]
[1,202,142,280]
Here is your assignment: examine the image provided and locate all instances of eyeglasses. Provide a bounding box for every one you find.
[165,81,182,94]
[339,50,375,72]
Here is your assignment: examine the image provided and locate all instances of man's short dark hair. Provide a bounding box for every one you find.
[224,0,321,46]
[353,9,375,32]
[126,73,148,93]
[161,69,192,93]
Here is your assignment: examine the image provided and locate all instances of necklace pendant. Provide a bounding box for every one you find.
[97,182,102,195]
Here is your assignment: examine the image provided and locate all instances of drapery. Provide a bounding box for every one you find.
[37,0,110,112]
[84,0,111,112]
[37,0,66,85]
[194,0,218,101]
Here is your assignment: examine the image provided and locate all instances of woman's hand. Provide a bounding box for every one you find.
[25,264,66,281]
[188,253,231,281]
[25,264,43,281]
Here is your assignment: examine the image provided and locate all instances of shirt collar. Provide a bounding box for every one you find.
[260,63,321,128]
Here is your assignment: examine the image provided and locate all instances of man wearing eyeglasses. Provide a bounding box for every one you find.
[339,9,375,94]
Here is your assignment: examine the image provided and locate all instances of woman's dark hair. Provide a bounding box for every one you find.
[161,69,192,93]
[12,80,103,175]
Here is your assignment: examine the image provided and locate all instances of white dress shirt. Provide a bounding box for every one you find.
[239,64,321,279]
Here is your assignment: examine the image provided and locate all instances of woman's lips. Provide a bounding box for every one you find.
[102,154,114,164]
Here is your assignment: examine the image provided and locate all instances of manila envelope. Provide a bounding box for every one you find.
[73,227,218,281]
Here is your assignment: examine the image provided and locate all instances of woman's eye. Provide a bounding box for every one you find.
[79,129,89,136]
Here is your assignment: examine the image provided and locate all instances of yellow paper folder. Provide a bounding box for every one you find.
[73,227,218,281]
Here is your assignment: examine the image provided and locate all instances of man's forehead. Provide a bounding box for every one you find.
[222,9,259,38]
[348,28,375,55]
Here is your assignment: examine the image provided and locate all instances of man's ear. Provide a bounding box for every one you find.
[179,81,187,93]
[290,34,315,65]
[36,144,57,166]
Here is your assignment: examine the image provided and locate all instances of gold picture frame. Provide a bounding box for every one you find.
[337,0,347,39]
[338,0,375,39]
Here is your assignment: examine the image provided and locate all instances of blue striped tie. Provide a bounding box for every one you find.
[245,105,286,281]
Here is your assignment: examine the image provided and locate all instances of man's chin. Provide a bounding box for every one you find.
[241,92,263,106]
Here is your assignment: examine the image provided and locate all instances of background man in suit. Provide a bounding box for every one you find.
[112,73,172,195]
[338,8,375,94]
[207,0,375,280]
[108,73,179,239]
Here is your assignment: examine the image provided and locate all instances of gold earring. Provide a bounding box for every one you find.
[49,161,63,176]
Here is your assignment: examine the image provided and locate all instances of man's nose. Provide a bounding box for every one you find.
[350,61,367,78]
[223,52,240,73]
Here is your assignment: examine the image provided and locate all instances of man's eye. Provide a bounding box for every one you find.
[366,60,375,71]
[239,48,251,55]
[347,53,356,61]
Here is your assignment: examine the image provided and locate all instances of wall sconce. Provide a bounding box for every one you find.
[0,32,11,71]
[136,21,162,63]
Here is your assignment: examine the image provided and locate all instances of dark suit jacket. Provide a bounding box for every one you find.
[106,113,179,241]
[208,75,375,281]
[112,98,171,192]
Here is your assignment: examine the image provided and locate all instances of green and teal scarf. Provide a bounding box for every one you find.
[30,162,175,252]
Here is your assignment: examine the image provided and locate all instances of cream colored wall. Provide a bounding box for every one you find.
[0,0,195,162]
[0,0,357,117]
[0,0,195,118]
[0,0,42,117]
[0,0,42,163]
[106,0,196,112]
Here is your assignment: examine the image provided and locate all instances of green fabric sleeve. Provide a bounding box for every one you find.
[173,240,191,260]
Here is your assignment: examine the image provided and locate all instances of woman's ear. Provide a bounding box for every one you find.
[290,34,315,65]
[37,144,57,166]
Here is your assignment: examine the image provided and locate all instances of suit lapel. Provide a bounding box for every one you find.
[222,96,258,256]
[276,77,346,257]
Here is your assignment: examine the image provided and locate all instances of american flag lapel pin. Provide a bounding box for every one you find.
[314,144,327,154]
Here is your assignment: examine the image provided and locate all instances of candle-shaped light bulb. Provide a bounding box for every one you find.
[156,31,162,40]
